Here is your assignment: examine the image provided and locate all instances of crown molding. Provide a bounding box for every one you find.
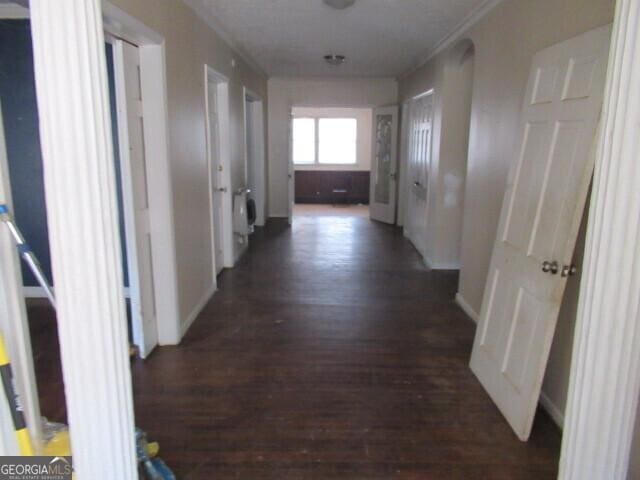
[399,0,505,79]
[180,0,268,79]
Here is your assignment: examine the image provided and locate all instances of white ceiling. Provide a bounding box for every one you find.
[184,0,488,78]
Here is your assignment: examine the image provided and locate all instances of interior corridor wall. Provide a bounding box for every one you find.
[108,0,268,332]
[267,77,398,217]
[0,20,129,289]
[399,0,614,424]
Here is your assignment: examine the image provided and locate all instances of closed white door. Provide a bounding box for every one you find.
[207,82,224,275]
[115,40,158,357]
[469,25,611,440]
[404,94,433,258]
[369,106,399,224]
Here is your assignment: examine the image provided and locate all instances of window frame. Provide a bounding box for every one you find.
[292,116,358,166]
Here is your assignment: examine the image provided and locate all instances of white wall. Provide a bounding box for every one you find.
[292,107,372,172]
[400,0,614,425]
[268,77,398,217]
[110,0,268,332]
[400,42,474,269]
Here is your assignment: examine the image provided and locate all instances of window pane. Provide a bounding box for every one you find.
[293,118,315,164]
[318,118,357,164]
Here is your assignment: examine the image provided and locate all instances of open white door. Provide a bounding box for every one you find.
[114,40,158,357]
[369,106,399,224]
[469,25,611,440]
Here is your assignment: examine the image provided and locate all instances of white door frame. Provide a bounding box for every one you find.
[369,105,399,224]
[559,1,640,478]
[103,3,181,346]
[242,87,267,226]
[110,37,163,358]
[397,100,411,227]
[204,65,234,272]
[19,0,640,476]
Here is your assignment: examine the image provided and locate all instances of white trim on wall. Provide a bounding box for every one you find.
[180,0,267,78]
[29,0,137,475]
[180,283,216,337]
[455,292,479,323]
[243,87,267,226]
[560,0,640,477]
[104,3,182,345]
[400,0,505,78]
[539,392,564,429]
[205,65,235,270]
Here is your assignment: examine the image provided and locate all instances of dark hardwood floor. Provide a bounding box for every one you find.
[28,214,561,479]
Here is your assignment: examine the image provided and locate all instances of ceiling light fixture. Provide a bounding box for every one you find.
[324,54,346,66]
[322,0,356,10]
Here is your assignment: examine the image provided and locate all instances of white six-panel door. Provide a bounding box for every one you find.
[369,106,399,224]
[207,82,225,275]
[404,93,433,259]
[114,40,158,358]
[469,25,611,440]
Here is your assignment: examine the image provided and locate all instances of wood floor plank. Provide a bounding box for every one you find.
[28,214,561,478]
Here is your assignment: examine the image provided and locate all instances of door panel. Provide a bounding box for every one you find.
[469,25,611,440]
[115,40,158,358]
[369,106,398,224]
[207,83,224,275]
[404,94,433,258]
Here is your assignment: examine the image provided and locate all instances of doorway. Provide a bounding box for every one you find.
[289,106,373,220]
[243,88,266,227]
[404,91,433,260]
[205,66,233,277]
[402,39,475,269]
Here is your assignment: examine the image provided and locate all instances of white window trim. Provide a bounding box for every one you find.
[293,116,358,166]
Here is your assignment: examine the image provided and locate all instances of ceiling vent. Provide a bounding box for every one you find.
[322,0,356,10]
[323,54,346,66]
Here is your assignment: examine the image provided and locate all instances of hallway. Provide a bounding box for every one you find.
[130,215,561,478]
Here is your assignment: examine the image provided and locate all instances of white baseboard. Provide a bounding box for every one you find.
[429,261,461,270]
[455,292,479,323]
[180,283,216,338]
[421,253,460,271]
[539,391,564,429]
[268,213,289,218]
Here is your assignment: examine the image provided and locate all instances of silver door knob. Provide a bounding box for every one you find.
[216,187,228,193]
[413,181,421,187]
[542,260,559,275]
[561,264,578,277]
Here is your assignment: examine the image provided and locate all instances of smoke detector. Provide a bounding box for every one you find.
[324,54,346,66]
[323,0,356,10]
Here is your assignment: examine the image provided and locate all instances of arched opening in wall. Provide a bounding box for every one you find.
[439,38,475,270]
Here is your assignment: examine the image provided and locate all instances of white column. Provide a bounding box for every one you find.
[29,0,137,477]
[559,1,640,479]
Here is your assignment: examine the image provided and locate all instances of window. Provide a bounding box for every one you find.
[319,118,357,164]
[293,117,357,165]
